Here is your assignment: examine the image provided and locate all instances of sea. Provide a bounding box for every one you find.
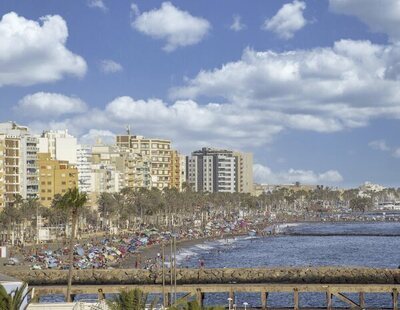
[40,222,400,308]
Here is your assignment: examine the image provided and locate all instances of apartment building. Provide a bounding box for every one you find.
[38,153,78,207]
[121,149,152,190]
[38,130,77,164]
[77,145,92,193]
[234,152,254,194]
[116,134,172,189]
[187,147,254,194]
[0,122,39,206]
[90,143,125,196]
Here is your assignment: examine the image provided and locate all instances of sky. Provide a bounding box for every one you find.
[1,0,400,188]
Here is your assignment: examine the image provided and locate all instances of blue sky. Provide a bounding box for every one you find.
[1,0,400,187]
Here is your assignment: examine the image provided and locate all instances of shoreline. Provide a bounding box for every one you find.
[119,232,249,269]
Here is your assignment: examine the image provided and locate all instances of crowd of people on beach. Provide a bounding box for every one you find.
[3,214,266,271]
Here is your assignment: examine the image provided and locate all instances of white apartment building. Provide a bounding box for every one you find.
[77,145,92,193]
[38,130,77,164]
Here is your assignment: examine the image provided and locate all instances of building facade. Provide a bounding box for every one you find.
[187,147,254,194]
[0,122,39,207]
[38,153,78,207]
[38,130,77,164]
[76,144,92,193]
[116,134,173,189]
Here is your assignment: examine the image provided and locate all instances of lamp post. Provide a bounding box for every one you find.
[227,298,233,310]
[243,302,248,310]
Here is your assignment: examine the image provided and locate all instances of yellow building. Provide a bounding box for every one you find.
[170,150,181,190]
[38,153,78,207]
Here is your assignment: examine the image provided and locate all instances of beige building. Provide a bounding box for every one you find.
[234,152,254,194]
[170,150,181,190]
[38,153,78,207]
[116,134,173,190]
[0,122,39,207]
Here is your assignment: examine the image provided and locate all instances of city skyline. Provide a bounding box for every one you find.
[1,0,400,187]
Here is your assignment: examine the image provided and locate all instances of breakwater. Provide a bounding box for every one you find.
[4,267,400,286]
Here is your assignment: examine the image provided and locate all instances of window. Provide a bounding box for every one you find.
[47,182,51,185]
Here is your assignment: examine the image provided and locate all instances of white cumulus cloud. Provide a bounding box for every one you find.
[16,92,87,118]
[262,0,307,39]
[253,163,343,185]
[329,0,400,42]
[171,40,400,132]
[0,12,87,87]
[100,59,123,73]
[131,2,211,52]
[230,15,245,32]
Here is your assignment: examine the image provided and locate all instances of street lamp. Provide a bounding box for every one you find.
[243,302,248,310]
[227,298,233,310]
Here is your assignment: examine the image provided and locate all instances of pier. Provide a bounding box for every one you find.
[4,267,400,309]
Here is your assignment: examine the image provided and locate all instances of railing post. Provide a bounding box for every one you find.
[393,288,398,310]
[196,288,204,308]
[359,292,365,309]
[229,289,235,304]
[326,289,332,310]
[293,288,299,310]
[261,291,268,310]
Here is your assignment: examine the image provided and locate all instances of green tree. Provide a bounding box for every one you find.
[107,288,157,310]
[349,197,373,212]
[55,188,88,302]
[0,283,31,310]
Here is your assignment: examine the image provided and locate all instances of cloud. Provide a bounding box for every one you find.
[0,12,87,87]
[87,0,107,12]
[131,2,211,52]
[329,0,400,42]
[368,140,390,151]
[100,59,123,73]
[393,148,400,158]
[171,40,400,132]
[16,92,87,118]
[80,129,115,145]
[253,163,343,185]
[230,15,245,32]
[368,139,400,158]
[262,0,307,39]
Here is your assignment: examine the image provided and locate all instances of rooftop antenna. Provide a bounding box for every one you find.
[126,125,131,135]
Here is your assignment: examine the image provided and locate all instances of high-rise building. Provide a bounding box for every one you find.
[38,130,77,164]
[187,147,254,194]
[234,152,254,194]
[116,134,172,189]
[76,145,92,193]
[187,148,237,193]
[0,122,39,206]
[37,153,78,207]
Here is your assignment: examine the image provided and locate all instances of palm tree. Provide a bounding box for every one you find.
[107,288,157,310]
[56,188,88,302]
[0,283,31,310]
